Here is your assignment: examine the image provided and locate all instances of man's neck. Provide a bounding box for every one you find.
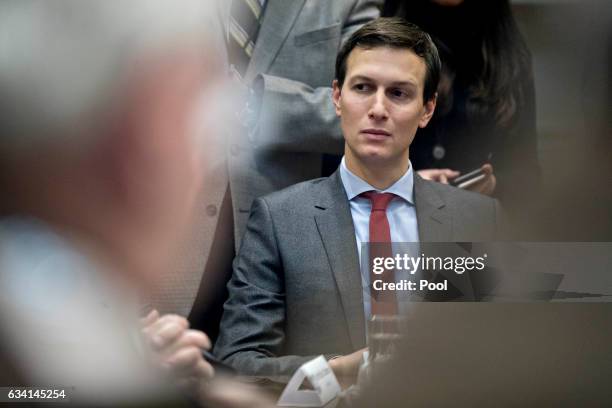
[344,152,409,190]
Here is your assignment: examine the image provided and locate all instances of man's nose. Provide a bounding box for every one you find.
[368,89,389,121]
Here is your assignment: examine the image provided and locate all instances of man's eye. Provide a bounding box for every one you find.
[389,88,408,99]
[354,83,372,92]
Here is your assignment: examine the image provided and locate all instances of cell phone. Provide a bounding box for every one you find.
[450,167,486,189]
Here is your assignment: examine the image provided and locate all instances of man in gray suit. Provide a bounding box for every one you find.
[150,0,382,335]
[215,17,499,385]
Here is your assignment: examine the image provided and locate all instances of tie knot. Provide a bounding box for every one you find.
[360,191,396,211]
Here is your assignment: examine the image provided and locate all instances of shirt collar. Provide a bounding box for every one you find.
[339,156,414,205]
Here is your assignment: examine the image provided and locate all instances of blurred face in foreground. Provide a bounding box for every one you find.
[111,47,227,285]
[333,46,435,176]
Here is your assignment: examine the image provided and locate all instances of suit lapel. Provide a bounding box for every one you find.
[414,174,452,242]
[413,175,477,299]
[244,0,306,82]
[313,171,366,349]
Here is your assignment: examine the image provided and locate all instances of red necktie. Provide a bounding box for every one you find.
[361,191,398,315]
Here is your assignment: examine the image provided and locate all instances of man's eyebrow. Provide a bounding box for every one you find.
[388,80,418,88]
[390,81,418,88]
[348,75,418,88]
[348,75,375,83]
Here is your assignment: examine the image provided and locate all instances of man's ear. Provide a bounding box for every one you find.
[418,93,437,128]
[332,79,342,117]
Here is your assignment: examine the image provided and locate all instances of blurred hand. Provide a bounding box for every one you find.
[199,378,275,408]
[465,163,496,196]
[141,310,214,393]
[417,168,460,184]
[328,348,367,390]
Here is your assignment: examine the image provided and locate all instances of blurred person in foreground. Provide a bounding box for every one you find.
[214,17,499,388]
[0,1,271,406]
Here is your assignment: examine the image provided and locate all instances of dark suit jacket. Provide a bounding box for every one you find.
[214,169,499,381]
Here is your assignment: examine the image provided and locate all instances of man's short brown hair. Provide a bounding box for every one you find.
[335,17,441,102]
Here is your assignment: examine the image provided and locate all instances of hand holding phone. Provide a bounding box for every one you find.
[451,163,496,196]
[450,167,486,188]
[417,168,460,184]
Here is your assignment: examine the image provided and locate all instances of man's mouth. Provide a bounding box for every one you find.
[360,128,391,139]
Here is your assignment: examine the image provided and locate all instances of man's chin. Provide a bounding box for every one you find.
[358,150,393,163]
[345,145,407,170]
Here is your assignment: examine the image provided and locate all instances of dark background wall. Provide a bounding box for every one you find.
[512,0,611,239]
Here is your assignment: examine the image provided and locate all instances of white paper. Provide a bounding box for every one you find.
[277,356,341,407]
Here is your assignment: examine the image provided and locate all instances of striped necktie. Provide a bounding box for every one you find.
[228,0,264,79]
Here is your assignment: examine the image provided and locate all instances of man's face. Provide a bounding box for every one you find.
[332,46,435,169]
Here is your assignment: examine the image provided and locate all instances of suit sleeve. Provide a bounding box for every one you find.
[213,197,317,381]
[252,0,382,154]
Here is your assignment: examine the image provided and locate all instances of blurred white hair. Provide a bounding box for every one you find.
[0,0,221,150]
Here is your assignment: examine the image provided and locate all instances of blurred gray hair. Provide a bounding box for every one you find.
[0,0,220,151]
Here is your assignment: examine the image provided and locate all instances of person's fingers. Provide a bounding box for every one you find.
[484,174,497,196]
[192,358,215,379]
[165,346,215,379]
[163,329,211,355]
[471,182,484,194]
[142,314,189,349]
[482,175,495,195]
[166,346,204,370]
[172,357,214,381]
[338,347,367,378]
[140,309,159,327]
[145,314,189,334]
[418,169,459,184]
[417,169,434,180]
[468,174,496,196]
[441,169,460,179]
[180,329,211,350]
[479,165,496,195]
[481,163,494,175]
[153,321,188,349]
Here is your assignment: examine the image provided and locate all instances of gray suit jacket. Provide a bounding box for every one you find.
[225,0,382,247]
[214,170,499,380]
